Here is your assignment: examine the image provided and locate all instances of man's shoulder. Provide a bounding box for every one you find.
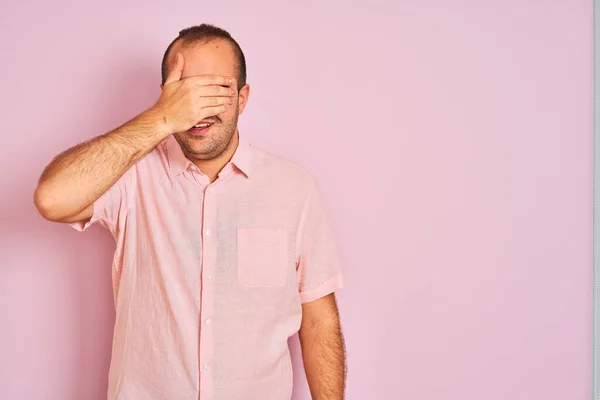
[249,144,317,187]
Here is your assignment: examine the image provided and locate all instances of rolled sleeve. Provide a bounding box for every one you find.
[69,168,135,235]
[296,179,344,304]
[299,273,344,304]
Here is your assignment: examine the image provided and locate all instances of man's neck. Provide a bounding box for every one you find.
[193,130,239,183]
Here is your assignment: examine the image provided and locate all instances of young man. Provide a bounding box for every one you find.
[34,24,346,400]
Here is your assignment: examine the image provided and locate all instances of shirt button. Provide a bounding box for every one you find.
[205,273,211,280]
[205,318,211,324]
[206,229,212,237]
[203,364,210,371]
[207,188,213,194]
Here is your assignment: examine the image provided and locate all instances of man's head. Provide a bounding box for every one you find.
[161,24,250,162]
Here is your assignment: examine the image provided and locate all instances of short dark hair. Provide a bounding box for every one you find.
[161,24,247,90]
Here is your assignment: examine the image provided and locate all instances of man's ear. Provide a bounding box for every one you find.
[237,84,251,116]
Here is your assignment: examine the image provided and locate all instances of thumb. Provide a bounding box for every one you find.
[164,52,184,86]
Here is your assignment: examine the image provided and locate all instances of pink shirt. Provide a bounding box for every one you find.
[70,135,343,400]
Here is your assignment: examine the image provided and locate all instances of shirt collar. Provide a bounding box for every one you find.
[166,134,253,178]
[230,136,253,177]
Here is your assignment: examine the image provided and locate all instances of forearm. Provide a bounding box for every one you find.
[34,108,169,220]
[299,318,347,399]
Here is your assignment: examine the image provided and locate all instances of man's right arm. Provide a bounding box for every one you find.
[34,51,236,224]
[33,109,170,223]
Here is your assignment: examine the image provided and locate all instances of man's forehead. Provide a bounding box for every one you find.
[169,38,237,78]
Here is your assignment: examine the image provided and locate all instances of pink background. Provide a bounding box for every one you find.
[0,1,592,399]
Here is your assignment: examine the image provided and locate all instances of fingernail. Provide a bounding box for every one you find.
[229,78,233,84]
[231,88,235,95]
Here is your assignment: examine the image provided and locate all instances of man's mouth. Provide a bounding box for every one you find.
[189,120,216,135]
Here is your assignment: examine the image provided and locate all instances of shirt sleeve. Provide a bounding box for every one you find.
[295,178,344,304]
[69,167,135,236]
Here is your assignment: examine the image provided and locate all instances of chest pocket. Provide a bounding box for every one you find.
[237,228,288,288]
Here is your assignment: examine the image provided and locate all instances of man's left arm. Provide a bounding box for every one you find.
[299,293,346,400]
[295,178,346,399]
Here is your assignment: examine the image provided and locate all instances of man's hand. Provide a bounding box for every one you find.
[151,52,237,136]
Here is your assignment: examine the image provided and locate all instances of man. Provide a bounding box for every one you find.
[33,24,346,400]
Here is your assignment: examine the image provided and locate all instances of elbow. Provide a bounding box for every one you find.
[33,184,64,222]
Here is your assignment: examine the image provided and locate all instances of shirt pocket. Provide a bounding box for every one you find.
[237,228,288,288]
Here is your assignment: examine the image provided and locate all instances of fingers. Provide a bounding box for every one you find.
[197,96,234,119]
[199,95,234,108]
[200,104,233,119]
[184,74,236,88]
[164,52,184,86]
[194,84,236,97]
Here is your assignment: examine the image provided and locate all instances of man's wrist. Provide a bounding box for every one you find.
[138,106,173,139]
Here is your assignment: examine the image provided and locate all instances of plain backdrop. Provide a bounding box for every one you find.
[0,0,592,399]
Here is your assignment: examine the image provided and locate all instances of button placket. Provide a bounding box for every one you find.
[199,181,217,399]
